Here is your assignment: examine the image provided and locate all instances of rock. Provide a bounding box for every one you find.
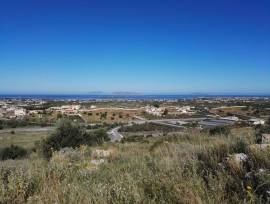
[92,149,112,158]
[225,153,248,169]
[262,134,270,144]
[51,147,81,164]
[90,159,105,166]
[58,147,74,154]
[249,144,270,150]
[258,168,266,173]
[233,153,248,162]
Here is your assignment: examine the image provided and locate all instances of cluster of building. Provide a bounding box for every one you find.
[175,106,195,114]
[145,105,196,116]
[48,105,81,115]
[145,105,165,116]
[0,104,27,118]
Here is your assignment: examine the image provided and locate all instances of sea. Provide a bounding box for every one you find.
[0,94,269,101]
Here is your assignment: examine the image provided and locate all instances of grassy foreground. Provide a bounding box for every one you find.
[1,127,270,203]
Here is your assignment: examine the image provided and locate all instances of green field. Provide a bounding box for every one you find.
[0,130,50,149]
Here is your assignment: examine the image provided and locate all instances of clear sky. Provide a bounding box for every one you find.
[0,0,270,94]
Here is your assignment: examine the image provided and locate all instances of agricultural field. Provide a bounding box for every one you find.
[81,108,142,123]
[0,128,51,149]
[210,106,251,116]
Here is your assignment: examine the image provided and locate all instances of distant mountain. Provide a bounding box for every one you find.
[111,92,142,95]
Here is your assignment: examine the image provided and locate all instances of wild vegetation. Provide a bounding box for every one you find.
[1,120,270,203]
[41,119,109,158]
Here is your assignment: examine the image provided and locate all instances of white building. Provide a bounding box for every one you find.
[145,105,164,116]
[14,108,26,117]
[176,106,195,114]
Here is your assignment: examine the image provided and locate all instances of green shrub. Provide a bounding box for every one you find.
[209,126,231,136]
[0,120,3,129]
[197,142,230,174]
[0,145,28,160]
[231,138,248,153]
[42,119,109,158]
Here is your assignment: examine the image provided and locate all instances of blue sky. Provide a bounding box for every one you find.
[0,0,270,94]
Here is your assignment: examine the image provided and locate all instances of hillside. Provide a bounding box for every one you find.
[1,125,270,203]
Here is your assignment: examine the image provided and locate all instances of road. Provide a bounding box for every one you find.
[133,116,207,128]
[107,126,123,142]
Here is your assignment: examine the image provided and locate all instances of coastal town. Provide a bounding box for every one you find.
[0,96,269,140]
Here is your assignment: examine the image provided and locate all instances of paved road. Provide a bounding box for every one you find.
[133,116,207,128]
[0,126,55,134]
[149,121,186,129]
[107,126,123,142]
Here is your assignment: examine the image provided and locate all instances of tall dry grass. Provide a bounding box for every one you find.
[0,128,269,203]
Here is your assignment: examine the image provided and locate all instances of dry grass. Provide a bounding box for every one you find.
[0,128,269,203]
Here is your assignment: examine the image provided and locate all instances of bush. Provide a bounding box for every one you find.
[0,145,28,160]
[209,126,231,136]
[231,138,248,153]
[152,102,160,108]
[42,119,109,158]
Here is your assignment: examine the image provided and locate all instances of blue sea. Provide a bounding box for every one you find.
[0,94,269,100]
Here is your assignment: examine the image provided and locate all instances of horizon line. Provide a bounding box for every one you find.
[0,92,270,96]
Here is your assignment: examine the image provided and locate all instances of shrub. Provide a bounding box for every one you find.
[0,145,28,160]
[57,113,63,119]
[209,126,231,136]
[152,102,160,108]
[231,138,248,153]
[42,119,109,158]
[197,142,230,174]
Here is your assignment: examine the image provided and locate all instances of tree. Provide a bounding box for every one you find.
[152,102,160,108]
[163,109,169,116]
[100,112,107,119]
